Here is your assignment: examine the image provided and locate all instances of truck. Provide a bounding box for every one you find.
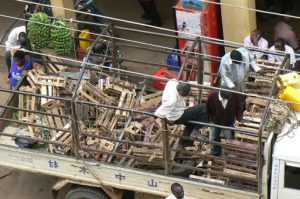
[0,3,299,199]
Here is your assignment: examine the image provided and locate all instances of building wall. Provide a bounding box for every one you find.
[221,0,257,52]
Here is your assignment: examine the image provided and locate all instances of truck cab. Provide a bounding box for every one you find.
[269,112,300,199]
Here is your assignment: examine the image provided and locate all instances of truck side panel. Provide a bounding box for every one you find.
[0,145,259,199]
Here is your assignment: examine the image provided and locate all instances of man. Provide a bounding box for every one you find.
[274,22,300,54]
[137,0,162,27]
[9,50,35,90]
[87,42,108,65]
[268,37,296,68]
[155,79,208,147]
[207,86,243,156]
[219,47,262,91]
[244,29,269,59]
[166,183,186,199]
[5,26,27,73]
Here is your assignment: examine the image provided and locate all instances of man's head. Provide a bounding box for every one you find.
[220,85,232,99]
[171,183,184,199]
[176,82,191,97]
[18,32,28,48]
[13,50,26,67]
[274,37,285,51]
[230,50,243,65]
[93,42,107,54]
[252,29,261,39]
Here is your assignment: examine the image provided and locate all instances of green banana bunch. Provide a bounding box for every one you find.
[27,12,51,50]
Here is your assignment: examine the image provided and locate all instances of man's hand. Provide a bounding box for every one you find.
[257,69,264,75]
[5,77,9,84]
[164,119,174,125]
[167,120,175,125]
[250,31,260,46]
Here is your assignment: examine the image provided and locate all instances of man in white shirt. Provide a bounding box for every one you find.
[155,79,208,147]
[244,29,269,59]
[5,26,27,73]
[268,37,296,68]
[165,183,186,199]
[219,47,262,92]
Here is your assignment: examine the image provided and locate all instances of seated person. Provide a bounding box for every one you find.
[268,37,296,68]
[244,29,269,59]
[9,50,35,90]
[155,79,208,147]
[206,86,243,156]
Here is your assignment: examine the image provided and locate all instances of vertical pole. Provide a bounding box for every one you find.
[70,24,112,157]
[162,120,170,175]
[197,39,204,104]
[257,54,288,194]
[177,38,199,80]
[50,0,77,20]
[111,25,118,72]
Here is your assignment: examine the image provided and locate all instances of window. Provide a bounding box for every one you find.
[284,163,300,190]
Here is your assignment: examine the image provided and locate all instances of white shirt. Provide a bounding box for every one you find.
[219,47,261,89]
[5,26,26,51]
[243,35,269,59]
[218,92,228,109]
[165,194,187,199]
[155,79,185,121]
[268,45,296,67]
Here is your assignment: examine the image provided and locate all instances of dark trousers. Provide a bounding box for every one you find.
[175,104,208,146]
[209,125,234,156]
[138,0,161,25]
[5,51,11,73]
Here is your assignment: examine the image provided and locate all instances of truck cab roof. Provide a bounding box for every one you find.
[273,111,300,163]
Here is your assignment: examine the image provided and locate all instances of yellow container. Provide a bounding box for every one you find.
[279,86,300,111]
[79,29,91,50]
[277,72,300,89]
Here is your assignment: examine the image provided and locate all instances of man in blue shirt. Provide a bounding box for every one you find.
[219,48,263,92]
[9,50,35,90]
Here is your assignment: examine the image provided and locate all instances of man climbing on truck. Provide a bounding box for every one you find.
[155,79,208,147]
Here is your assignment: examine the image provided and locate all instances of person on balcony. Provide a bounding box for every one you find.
[244,29,269,59]
[268,37,296,69]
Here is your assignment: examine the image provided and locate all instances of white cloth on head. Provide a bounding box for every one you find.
[5,26,26,51]
[243,35,269,59]
[268,44,296,68]
[219,47,261,89]
[155,79,185,121]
